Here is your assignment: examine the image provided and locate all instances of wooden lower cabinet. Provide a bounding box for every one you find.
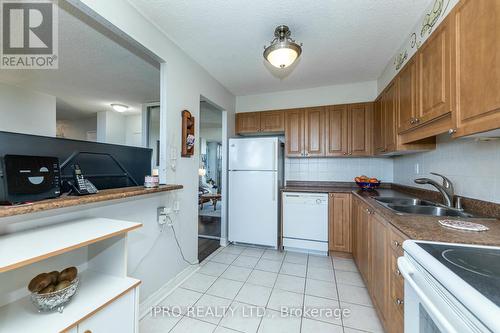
[369,213,389,323]
[352,198,371,286]
[352,196,407,333]
[328,193,351,252]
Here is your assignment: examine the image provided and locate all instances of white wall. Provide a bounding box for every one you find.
[0,82,56,137]
[56,115,97,141]
[394,135,500,203]
[236,81,377,112]
[285,158,393,183]
[78,0,235,299]
[125,114,143,147]
[96,111,142,146]
[200,127,222,142]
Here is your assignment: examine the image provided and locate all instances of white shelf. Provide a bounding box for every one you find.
[0,270,140,333]
[0,218,142,273]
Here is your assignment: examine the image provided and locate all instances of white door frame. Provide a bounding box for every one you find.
[220,109,228,246]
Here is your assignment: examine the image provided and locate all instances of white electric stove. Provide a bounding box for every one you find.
[398,240,500,333]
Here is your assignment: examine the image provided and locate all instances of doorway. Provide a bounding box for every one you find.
[198,97,224,261]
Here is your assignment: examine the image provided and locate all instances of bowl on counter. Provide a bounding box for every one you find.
[355,181,381,191]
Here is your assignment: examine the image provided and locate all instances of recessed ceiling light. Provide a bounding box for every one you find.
[111,103,129,112]
[263,25,302,69]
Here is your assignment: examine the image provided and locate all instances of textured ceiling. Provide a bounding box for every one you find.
[130,0,433,96]
[0,2,160,120]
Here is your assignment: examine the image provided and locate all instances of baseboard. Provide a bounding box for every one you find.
[139,264,200,320]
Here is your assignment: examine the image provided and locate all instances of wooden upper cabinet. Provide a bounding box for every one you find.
[373,97,385,154]
[260,110,285,132]
[349,103,372,156]
[398,57,418,133]
[304,107,325,157]
[453,0,500,137]
[285,109,305,157]
[417,15,454,125]
[236,112,261,134]
[328,193,351,253]
[325,105,348,156]
[236,110,284,134]
[384,80,398,153]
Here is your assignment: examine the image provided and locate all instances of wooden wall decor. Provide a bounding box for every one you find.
[181,110,195,157]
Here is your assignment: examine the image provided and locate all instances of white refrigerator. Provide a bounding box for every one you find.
[228,137,283,248]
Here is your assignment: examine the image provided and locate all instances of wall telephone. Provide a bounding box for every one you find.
[65,164,98,195]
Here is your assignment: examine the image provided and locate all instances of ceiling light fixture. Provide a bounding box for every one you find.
[263,25,302,69]
[111,103,129,112]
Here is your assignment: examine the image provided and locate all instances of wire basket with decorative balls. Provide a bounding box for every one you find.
[28,267,79,313]
[355,176,381,191]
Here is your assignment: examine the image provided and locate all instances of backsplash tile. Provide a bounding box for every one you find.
[285,157,394,183]
[394,134,500,204]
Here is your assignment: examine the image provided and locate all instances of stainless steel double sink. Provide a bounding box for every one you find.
[374,197,475,218]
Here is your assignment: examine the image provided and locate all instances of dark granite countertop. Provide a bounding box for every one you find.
[0,185,183,218]
[283,181,500,247]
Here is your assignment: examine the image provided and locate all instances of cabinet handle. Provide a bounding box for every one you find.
[393,241,401,247]
[414,118,420,124]
[448,128,457,135]
[409,119,415,125]
[395,269,401,276]
[343,152,347,155]
[395,298,404,306]
[348,152,352,155]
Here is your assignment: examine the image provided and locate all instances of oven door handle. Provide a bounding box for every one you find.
[398,257,458,333]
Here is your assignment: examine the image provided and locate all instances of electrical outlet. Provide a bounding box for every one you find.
[157,207,167,225]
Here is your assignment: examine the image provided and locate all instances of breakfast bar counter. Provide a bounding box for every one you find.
[0,185,183,219]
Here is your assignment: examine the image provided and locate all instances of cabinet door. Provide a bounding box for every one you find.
[384,80,398,153]
[349,103,372,156]
[236,112,261,134]
[454,0,500,137]
[417,16,453,125]
[325,105,348,156]
[304,107,326,157]
[357,203,371,287]
[328,193,352,252]
[285,109,304,157]
[370,213,389,324]
[78,290,136,333]
[398,57,417,133]
[351,198,359,261]
[260,110,285,132]
[373,97,385,154]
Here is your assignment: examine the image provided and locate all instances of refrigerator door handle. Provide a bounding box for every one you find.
[273,141,277,171]
[273,173,276,201]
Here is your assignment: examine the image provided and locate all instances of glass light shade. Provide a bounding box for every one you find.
[266,47,298,68]
[111,103,129,112]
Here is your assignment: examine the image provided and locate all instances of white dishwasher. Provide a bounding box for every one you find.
[282,192,329,255]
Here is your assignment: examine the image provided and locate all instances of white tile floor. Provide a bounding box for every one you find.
[140,245,385,333]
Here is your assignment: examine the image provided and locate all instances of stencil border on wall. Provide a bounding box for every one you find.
[392,0,458,71]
